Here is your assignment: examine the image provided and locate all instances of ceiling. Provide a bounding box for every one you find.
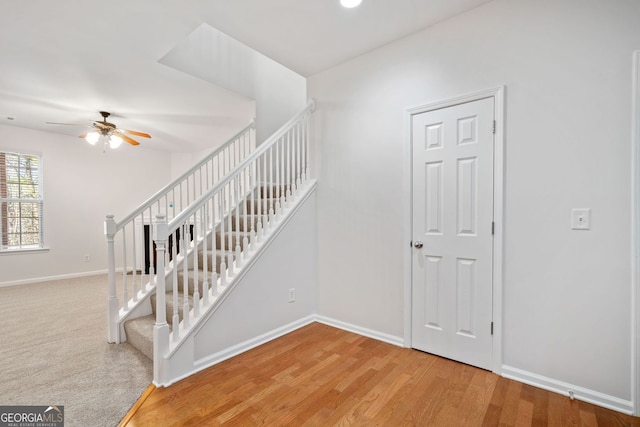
[0,0,492,152]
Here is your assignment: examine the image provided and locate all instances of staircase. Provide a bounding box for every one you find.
[121,184,283,360]
[105,100,316,386]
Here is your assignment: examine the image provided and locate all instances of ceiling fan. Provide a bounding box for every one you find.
[79,111,151,149]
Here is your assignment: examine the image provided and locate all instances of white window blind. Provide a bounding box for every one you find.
[0,151,44,250]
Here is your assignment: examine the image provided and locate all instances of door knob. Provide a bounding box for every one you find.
[414,241,423,249]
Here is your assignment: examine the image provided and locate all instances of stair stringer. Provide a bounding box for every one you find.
[154,181,318,387]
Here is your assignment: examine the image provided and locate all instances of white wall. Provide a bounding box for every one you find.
[193,189,317,361]
[160,23,306,144]
[0,124,172,285]
[309,0,639,405]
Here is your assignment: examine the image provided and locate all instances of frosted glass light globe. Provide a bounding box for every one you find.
[85,131,99,145]
[340,0,362,8]
[109,134,123,149]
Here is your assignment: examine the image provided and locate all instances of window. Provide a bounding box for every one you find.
[0,151,44,251]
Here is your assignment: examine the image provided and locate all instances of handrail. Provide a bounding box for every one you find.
[115,120,255,231]
[150,99,316,383]
[105,119,256,344]
[168,100,315,230]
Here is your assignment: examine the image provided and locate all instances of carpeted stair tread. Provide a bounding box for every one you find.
[230,215,263,232]
[124,314,154,360]
[123,184,282,361]
[214,231,250,250]
[198,250,235,273]
[150,291,194,327]
[176,269,213,295]
[246,198,279,215]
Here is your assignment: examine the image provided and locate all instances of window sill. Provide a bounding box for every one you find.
[0,247,50,255]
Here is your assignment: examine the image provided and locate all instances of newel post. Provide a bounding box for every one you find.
[105,214,119,343]
[153,214,171,384]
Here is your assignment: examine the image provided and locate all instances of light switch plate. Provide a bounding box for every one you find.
[571,208,591,230]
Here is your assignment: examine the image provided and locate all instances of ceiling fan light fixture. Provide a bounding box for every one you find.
[340,0,362,8]
[109,134,123,149]
[85,131,100,145]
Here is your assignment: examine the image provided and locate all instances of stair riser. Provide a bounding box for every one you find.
[257,185,290,199]
[176,269,217,294]
[150,292,194,328]
[196,252,235,273]
[123,316,154,360]
[214,233,249,251]
[229,215,263,232]
[245,199,280,215]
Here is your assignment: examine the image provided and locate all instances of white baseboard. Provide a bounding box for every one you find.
[502,365,634,415]
[158,314,403,387]
[188,315,317,376]
[315,315,405,348]
[0,269,108,288]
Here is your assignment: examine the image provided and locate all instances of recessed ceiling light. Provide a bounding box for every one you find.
[340,0,362,8]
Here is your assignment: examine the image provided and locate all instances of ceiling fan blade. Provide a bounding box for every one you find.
[78,133,87,139]
[93,121,109,129]
[123,129,151,138]
[116,132,140,146]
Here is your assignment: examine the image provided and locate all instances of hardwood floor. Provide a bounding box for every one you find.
[123,323,639,426]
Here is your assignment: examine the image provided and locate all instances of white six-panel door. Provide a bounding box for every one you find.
[411,97,495,370]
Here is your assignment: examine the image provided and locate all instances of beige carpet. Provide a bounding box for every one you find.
[0,274,152,427]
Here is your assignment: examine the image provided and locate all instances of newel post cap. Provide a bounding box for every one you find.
[154,214,168,242]
[104,214,117,236]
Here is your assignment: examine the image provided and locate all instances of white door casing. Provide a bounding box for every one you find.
[411,96,495,370]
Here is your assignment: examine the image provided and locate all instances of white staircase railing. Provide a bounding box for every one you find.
[152,100,314,383]
[106,122,255,343]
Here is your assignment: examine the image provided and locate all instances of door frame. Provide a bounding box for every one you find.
[632,50,640,416]
[403,86,505,374]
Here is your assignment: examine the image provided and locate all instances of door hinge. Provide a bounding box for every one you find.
[491,322,494,335]
[491,222,495,235]
[492,120,496,134]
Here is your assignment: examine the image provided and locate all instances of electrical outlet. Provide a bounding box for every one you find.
[571,208,591,230]
[288,288,295,303]
[84,254,90,262]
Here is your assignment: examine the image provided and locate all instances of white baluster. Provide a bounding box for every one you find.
[286,130,292,204]
[219,194,227,287]
[268,147,275,224]
[234,178,243,266]
[296,122,302,191]
[122,232,128,308]
[256,156,264,241]
[147,207,155,280]
[304,113,310,183]
[291,126,298,198]
[132,220,138,302]
[171,229,180,342]
[182,224,190,329]
[275,140,281,219]
[211,196,219,296]
[227,182,235,275]
[192,214,200,319]
[201,204,209,306]
[245,165,253,253]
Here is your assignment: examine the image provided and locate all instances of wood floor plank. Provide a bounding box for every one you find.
[498,379,523,425]
[123,323,640,426]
